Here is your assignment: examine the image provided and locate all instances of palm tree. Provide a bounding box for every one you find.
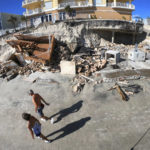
[65,5,74,20]
[8,16,17,31]
[21,15,28,29]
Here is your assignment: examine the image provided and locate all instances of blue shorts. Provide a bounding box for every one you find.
[37,104,44,117]
[32,122,41,137]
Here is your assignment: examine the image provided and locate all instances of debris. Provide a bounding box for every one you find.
[123,84,143,93]
[108,83,128,101]
[117,80,129,85]
[60,61,76,75]
[115,84,129,101]
[72,82,85,93]
[105,50,120,65]
[125,91,134,96]
[2,60,18,69]
[80,75,94,82]
[6,35,55,65]
[6,72,18,81]
[15,53,26,66]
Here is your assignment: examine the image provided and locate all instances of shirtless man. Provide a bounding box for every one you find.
[22,113,51,143]
[29,90,49,121]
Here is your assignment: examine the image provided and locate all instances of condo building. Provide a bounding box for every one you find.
[22,0,135,26]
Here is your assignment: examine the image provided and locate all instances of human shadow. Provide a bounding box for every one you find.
[47,117,91,142]
[49,100,83,123]
[130,127,150,150]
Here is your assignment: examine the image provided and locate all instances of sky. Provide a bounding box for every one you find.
[0,0,149,18]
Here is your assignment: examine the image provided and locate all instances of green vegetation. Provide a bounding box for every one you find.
[65,5,75,20]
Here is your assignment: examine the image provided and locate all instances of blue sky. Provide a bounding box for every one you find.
[0,0,149,18]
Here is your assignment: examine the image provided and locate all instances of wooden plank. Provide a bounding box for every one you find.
[49,35,55,63]
[17,45,22,52]
[115,84,128,101]
[6,40,35,46]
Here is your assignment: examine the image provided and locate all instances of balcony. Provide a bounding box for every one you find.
[107,2,135,10]
[23,8,43,16]
[58,1,91,9]
[22,0,42,7]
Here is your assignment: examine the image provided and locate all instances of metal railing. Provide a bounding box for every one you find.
[58,1,90,8]
[22,0,42,6]
[23,8,42,16]
[107,2,135,10]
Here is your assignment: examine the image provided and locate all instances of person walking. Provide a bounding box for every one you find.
[29,89,49,121]
[22,113,51,143]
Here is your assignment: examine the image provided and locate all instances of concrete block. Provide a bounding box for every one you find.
[60,61,76,75]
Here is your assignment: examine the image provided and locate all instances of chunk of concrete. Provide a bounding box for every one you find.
[60,61,76,75]
[2,60,18,69]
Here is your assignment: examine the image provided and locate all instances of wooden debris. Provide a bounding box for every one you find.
[108,83,128,101]
[125,91,134,96]
[115,84,128,101]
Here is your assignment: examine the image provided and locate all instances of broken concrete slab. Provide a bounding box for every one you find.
[60,61,76,75]
[0,45,16,62]
[105,50,120,65]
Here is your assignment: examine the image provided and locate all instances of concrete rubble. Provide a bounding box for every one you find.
[0,22,150,96]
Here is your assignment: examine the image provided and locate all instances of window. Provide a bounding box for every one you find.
[49,14,52,21]
[45,1,52,10]
[97,0,102,5]
[94,0,102,6]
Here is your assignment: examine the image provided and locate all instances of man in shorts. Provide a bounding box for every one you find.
[22,113,51,143]
[29,89,49,121]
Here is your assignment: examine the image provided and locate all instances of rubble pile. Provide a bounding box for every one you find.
[50,44,72,67]
[74,55,107,76]
[0,61,46,80]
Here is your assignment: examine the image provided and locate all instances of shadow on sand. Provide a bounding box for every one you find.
[130,127,150,150]
[47,117,91,142]
[50,100,83,123]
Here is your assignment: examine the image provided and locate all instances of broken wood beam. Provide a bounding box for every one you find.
[48,35,55,63]
[17,45,22,52]
[6,40,35,46]
[115,84,128,101]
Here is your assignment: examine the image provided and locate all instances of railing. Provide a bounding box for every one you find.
[58,1,90,9]
[23,8,42,16]
[22,0,42,6]
[107,2,135,10]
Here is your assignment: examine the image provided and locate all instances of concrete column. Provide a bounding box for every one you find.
[112,31,115,43]
[114,0,116,6]
[88,0,93,6]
